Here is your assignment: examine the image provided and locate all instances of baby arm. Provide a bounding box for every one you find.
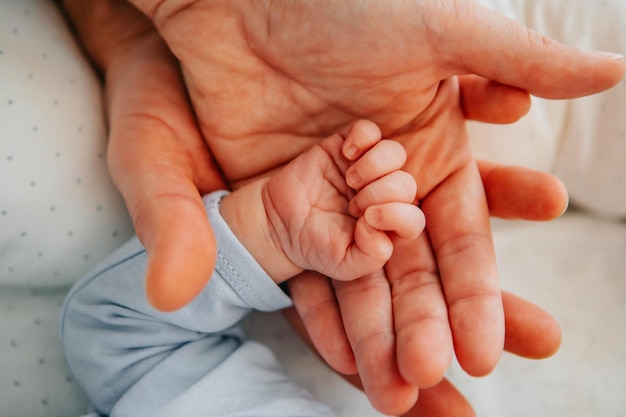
[60,120,421,415]
[220,120,425,284]
[60,193,320,416]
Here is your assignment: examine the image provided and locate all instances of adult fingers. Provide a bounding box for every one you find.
[333,271,418,415]
[396,292,561,416]
[341,372,475,417]
[339,289,562,417]
[399,378,476,417]
[459,75,531,124]
[385,232,454,389]
[104,29,228,311]
[434,0,624,98]
[477,160,569,221]
[108,124,220,311]
[421,162,504,377]
[287,271,357,375]
[131,186,217,312]
[502,290,562,359]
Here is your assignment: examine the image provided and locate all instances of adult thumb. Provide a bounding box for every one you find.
[435,0,624,99]
[107,122,221,312]
[135,191,217,312]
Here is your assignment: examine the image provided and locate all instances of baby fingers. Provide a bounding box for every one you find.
[345,140,407,190]
[364,202,425,240]
[349,170,417,217]
[341,119,383,161]
[341,203,425,280]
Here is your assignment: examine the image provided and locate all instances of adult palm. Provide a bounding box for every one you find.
[62,0,621,414]
[123,0,624,414]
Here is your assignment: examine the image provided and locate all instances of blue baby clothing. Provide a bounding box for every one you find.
[60,191,335,417]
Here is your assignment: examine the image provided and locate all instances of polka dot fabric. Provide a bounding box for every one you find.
[0,0,133,287]
[1,1,132,415]
[1,287,89,416]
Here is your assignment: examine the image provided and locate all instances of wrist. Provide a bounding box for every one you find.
[219,179,303,284]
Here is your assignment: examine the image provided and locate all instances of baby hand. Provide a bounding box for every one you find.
[264,120,425,282]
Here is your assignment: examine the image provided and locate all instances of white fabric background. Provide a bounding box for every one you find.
[0,0,133,288]
[0,1,132,415]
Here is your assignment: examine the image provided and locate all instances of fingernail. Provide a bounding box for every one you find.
[346,170,361,188]
[349,200,362,218]
[344,145,359,160]
[591,51,624,60]
[365,207,382,224]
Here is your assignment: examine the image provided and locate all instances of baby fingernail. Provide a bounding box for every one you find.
[349,200,362,217]
[347,170,361,188]
[365,207,382,224]
[344,145,359,159]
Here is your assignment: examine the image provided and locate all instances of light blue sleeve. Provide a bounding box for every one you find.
[60,191,332,417]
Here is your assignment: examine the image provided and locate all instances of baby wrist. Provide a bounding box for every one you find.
[218,179,303,284]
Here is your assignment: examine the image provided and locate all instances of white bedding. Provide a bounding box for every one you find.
[1,0,624,416]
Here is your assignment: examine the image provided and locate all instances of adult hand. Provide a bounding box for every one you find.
[283,285,562,417]
[62,0,226,311]
[64,0,624,415]
[124,0,623,413]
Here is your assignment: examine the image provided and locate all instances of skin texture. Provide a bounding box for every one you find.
[220,121,424,284]
[61,0,623,415]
